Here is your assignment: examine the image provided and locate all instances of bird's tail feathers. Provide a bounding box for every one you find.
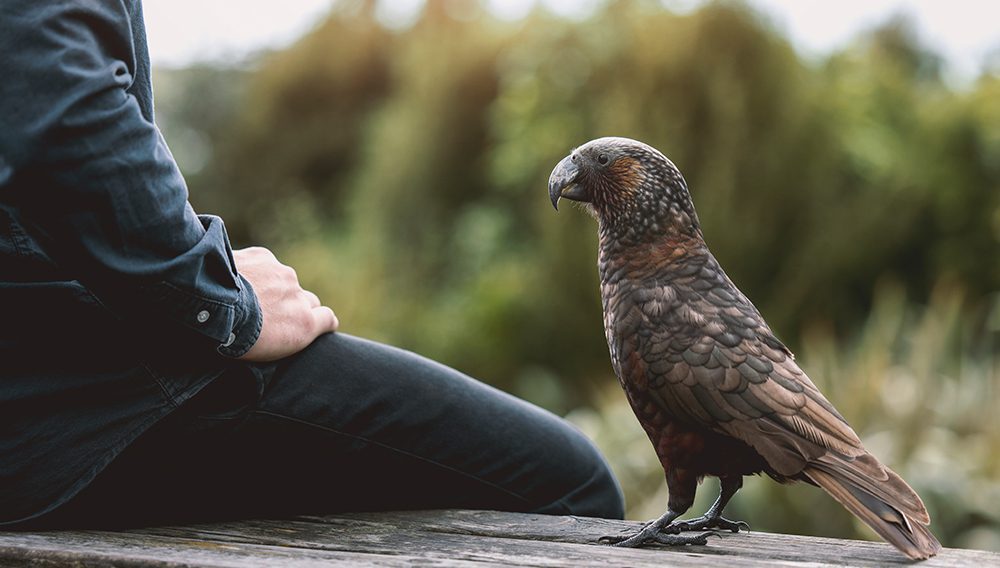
[804,454,941,560]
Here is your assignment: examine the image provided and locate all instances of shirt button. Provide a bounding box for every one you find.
[196,310,211,323]
[222,333,236,347]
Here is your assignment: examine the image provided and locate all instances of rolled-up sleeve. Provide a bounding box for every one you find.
[0,1,261,357]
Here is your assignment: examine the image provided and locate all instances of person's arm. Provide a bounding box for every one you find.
[0,1,334,359]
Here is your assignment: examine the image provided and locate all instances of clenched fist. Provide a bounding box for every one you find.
[234,247,338,362]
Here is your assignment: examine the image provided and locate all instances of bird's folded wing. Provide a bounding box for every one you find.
[645,330,866,476]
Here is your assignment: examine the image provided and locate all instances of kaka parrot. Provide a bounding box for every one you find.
[548,137,940,560]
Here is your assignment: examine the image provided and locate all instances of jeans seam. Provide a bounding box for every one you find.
[541,463,604,516]
[251,409,538,510]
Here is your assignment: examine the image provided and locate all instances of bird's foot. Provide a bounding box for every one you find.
[665,515,749,534]
[599,519,718,548]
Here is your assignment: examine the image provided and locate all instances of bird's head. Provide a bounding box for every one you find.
[548,137,701,243]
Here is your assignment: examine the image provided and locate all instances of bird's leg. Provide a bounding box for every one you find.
[665,476,749,534]
[598,508,715,547]
[599,470,715,548]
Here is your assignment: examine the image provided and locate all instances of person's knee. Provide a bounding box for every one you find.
[573,453,626,520]
[537,434,625,520]
[573,456,625,519]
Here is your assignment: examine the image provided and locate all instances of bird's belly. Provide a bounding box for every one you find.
[625,387,769,478]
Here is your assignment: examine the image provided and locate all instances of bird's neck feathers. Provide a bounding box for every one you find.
[596,186,704,253]
[594,171,709,290]
[597,217,709,289]
[588,153,708,281]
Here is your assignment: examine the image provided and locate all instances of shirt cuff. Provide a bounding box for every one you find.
[217,273,262,358]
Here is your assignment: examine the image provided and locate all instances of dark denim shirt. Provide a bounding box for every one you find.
[0,0,262,524]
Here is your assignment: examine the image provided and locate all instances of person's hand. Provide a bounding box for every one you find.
[234,247,338,361]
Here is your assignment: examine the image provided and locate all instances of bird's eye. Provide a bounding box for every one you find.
[597,153,610,166]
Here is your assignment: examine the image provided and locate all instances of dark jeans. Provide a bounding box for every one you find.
[30,333,624,528]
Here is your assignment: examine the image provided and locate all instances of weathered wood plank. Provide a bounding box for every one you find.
[0,530,494,568]
[1,510,996,567]
[132,519,786,568]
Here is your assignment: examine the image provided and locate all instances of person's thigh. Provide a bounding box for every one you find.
[30,333,623,528]
[243,333,623,518]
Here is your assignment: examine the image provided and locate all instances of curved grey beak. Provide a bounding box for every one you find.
[548,155,587,210]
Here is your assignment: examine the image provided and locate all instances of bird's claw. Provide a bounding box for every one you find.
[597,517,660,545]
[729,519,751,533]
[599,527,720,548]
[665,515,750,534]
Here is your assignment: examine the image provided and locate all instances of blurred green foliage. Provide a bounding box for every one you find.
[153,0,1000,551]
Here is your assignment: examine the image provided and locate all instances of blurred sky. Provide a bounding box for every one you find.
[144,0,999,84]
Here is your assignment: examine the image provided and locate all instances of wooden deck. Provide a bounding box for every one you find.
[1,509,995,567]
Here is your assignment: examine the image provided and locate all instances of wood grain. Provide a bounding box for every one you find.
[1,509,995,567]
